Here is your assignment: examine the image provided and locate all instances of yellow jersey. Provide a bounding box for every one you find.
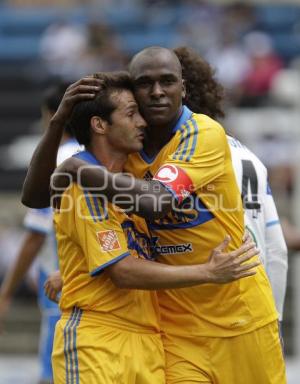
[54,150,160,333]
[125,106,277,337]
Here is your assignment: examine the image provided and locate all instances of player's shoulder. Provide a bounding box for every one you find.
[227,136,267,172]
[192,113,225,132]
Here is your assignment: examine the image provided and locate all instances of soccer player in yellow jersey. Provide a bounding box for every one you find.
[50,71,259,384]
[22,47,286,383]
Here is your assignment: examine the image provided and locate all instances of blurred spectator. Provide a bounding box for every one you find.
[207,30,251,105]
[223,2,256,40]
[271,68,300,107]
[40,21,88,79]
[40,20,127,80]
[175,3,221,55]
[81,22,128,72]
[239,31,284,107]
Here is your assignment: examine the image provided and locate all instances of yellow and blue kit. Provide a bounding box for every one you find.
[52,150,165,384]
[125,106,286,383]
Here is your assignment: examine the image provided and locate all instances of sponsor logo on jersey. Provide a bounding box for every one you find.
[153,164,193,204]
[97,230,121,252]
[151,236,193,255]
[155,164,179,183]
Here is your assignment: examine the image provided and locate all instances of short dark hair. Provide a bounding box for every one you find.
[68,71,133,146]
[42,82,73,136]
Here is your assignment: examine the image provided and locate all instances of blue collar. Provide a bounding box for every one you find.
[172,105,193,133]
[73,150,102,166]
[139,105,193,164]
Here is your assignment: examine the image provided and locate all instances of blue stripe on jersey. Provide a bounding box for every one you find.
[139,150,157,164]
[73,309,83,384]
[67,308,82,384]
[64,308,76,384]
[172,124,187,160]
[179,122,192,161]
[172,105,193,133]
[266,220,280,228]
[84,191,97,223]
[186,118,199,162]
[91,196,108,222]
[90,252,131,276]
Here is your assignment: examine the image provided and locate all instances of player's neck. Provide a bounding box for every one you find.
[143,128,173,157]
[143,111,181,157]
[87,142,127,173]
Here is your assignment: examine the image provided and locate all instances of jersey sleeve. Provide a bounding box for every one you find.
[153,119,226,203]
[74,187,131,277]
[263,183,288,320]
[23,207,53,234]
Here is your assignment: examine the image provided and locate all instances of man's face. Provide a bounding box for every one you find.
[131,52,185,128]
[107,90,146,154]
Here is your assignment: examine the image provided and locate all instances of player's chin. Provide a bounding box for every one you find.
[128,140,143,153]
[144,113,171,127]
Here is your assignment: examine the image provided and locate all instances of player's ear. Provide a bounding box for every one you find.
[182,79,186,100]
[90,116,107,135]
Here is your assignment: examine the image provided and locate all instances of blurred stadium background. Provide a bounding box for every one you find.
[0,0,300,382]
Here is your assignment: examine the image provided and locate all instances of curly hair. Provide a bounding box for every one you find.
[173,46,225,119]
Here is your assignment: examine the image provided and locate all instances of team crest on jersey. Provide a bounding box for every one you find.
[97,230,121,252]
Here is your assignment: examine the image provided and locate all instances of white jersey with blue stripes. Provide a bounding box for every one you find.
[228,135,288,320]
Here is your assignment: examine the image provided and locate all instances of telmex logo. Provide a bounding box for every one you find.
[156,164,178,183]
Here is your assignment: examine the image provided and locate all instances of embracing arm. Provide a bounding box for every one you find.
[21,77,102,208]
[53,159,173,220]
[107,236,259,289]
[44,236,259,300]
[22,118,64,208]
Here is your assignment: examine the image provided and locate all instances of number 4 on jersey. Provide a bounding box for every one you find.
[241,160,261,219]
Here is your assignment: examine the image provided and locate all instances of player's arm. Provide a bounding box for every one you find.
[0,230,45,324]
[21,77,101,208]
[53,119,225,219]
[52,159,173,220]
[45,237,259,299]
[108,237,259,290]
[72,188,259,291]
[264,186,288,321]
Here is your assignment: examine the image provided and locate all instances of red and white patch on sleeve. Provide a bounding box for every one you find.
[97,230,121,252]
[153,164,193,204]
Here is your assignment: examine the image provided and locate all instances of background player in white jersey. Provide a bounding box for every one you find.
[228,136,288,320]
[174,46,288,321]
[0,83,81,384]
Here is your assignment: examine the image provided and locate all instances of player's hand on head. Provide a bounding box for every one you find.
[44,270,63,303]
[52,76,102,124]
[206,235,261,284]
